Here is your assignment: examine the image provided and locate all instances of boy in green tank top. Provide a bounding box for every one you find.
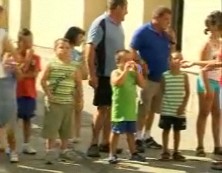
[159,52,190,161]
[108,49,145,164]
[41,38,82,164]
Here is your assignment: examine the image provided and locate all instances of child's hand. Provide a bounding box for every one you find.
[124,61,133,71]
[46,92,54,100]
[177,105,185,115]
[26,49,34,60]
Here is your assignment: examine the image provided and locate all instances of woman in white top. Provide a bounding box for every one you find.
[196,11,222,157]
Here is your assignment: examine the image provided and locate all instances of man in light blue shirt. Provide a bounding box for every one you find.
[85,0,127,157]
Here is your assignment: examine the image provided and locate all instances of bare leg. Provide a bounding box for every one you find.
[196,93,209,149]
[174,130,180,153]
[74,108,82,139]
[109,132,119,157]
[23,119,31,143]
[91,106,107,145]
[126,133,137,154]
[101,108,111,145]
[211,92,221,148]
[142,112,155,138]
[60,139,69,150]
[46,139,57,150]
[162,129,170,153]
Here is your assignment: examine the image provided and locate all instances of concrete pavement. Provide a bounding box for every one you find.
[0,46,222,173]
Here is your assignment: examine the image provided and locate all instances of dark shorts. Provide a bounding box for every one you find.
[111,121,137,134]
[17,96,36,120]
[93,77,112,106]
[159,116,186,131]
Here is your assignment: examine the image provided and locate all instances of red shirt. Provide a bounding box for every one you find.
[16,54,41,98]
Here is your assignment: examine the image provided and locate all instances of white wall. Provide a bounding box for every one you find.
[8,0,21,40]
[31,0,85,48]
[8,0,85,47]
[182,0,221,61]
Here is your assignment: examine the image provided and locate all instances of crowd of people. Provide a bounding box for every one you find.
[0,0,222,170]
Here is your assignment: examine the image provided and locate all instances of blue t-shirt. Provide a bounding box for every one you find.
[130,22,170,82]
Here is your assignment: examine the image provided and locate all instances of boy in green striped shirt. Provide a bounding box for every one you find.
[159,52,190,161]
[41,38,82,164]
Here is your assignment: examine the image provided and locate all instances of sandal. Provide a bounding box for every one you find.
[211,161,222,170]
[160,152,170,161]
[196,147,206,157]
[172,152,186,161]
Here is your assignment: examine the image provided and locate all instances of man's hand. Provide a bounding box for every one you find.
[75,100,84,113]
[177,105,185,115]
[88,75,98,89]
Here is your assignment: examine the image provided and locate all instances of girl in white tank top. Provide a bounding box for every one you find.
[206,39,221,81]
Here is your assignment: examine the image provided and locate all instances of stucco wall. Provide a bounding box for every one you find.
[6,0,171,47]
[182,0,221,61]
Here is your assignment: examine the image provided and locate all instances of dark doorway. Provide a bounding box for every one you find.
[172,0,184,51]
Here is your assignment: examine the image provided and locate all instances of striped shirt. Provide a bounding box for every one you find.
[161,71,186,117]
[48,58,77,104]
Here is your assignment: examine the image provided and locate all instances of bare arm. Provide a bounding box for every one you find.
[177,73,190,115]
[74,69,83,104]
[3,35,15,53]
[41,65,52,98]
[85,43,98,88]
[111,69,128,86]
[85,44,96,78]
[182,74,190,107]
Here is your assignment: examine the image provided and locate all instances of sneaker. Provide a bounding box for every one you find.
[45,149,58,164]
[60,149,81,161]
[10,151,19,163]
[108,155,119,164]
[86,144,100,157]
[196,147,206,157]
[211,161,222,170]
[214,147,222,155]
[99,144,123,154]
[130,152,146,162]
[135,140,145,153]
[145,137,162,149]
[72,138,81,143]
[160,152,171,161]
[22,143,37,155]
[172,152,186,161]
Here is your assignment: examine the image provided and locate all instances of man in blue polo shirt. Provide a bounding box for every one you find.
[130,6,174,152]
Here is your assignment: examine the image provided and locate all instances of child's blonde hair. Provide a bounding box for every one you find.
[54,38,70,49]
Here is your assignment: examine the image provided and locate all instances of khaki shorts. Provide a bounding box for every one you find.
[42,103,74,140]
[138,79,162,116]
